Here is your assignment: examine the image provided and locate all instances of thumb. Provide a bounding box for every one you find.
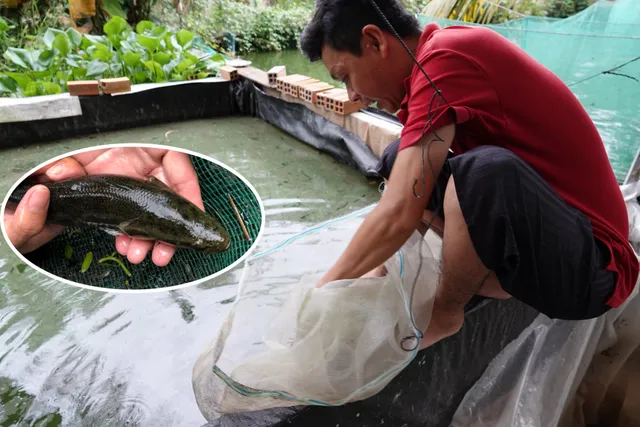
[5,185,50,250]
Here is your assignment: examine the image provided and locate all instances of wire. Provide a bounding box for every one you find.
[367,0,451,350]
[568,54,640,87]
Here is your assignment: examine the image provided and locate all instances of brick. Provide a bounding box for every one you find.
[67,80,100,96]
[316,88,345,110]
[299,82,335,104]
[267,65,286,86]
[290,78,319,98]
[219,65,239,81]
[332,92,362,115]
[319,88,348,111]
[276,74,310,94]
[99,77,131,94]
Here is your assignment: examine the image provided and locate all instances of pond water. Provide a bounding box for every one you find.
[0,116,381,426]
[243,49,345,88]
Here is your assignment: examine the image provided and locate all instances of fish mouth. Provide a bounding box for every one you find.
[200,237,231,254]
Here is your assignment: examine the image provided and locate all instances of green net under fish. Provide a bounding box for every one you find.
[22,155,263,290]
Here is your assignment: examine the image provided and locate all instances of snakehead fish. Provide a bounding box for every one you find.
[7,174,231,254]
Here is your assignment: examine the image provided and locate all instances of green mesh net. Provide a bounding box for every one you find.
[24,155,263,290]
[419,0,640,182]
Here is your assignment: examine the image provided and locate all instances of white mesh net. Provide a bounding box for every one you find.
[192,205,442,420]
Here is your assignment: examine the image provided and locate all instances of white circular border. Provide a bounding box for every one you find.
[0,142,267,294]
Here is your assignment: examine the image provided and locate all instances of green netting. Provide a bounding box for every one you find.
[419,0,640,182]
[23,154,263,290]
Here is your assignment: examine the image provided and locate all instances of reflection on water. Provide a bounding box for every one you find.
[0,117,380,426]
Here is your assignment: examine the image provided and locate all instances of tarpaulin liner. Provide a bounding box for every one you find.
[0,80,235,149]
[234,79,381,178]
[448,188,640,427]
[195,205,540,427]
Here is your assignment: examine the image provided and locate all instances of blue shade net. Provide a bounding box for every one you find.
[418,0,640,183]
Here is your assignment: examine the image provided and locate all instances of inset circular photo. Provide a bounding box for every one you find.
[0,144,264,292]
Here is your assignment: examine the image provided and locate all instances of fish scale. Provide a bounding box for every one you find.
[7,174,231,254]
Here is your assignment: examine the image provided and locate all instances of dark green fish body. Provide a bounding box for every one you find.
[8,174,231,254]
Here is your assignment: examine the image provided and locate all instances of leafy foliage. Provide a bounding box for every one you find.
[178,0,313,54]
[545,0,590,18]
[0,16,226,98]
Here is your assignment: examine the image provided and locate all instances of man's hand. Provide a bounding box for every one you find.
[316,124,455,287]
[2,147,203,267]
[3,185,64,254]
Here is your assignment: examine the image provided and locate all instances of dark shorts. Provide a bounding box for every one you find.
[375,139,616,320]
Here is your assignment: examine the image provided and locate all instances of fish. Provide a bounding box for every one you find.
[7,174,232,254]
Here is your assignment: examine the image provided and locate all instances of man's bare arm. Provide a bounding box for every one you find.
[316,124,455,286]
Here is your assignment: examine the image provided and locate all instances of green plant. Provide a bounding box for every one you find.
[0,16,226,98]
[545,0,589,18]
[179,0,312,54]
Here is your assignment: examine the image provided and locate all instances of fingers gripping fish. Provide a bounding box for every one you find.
[7,174,231,254]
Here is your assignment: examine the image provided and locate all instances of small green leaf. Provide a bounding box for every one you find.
[64,244,73,259]
[151,26,167,37]
[143,60,165,81]
[52,34,71,56]
[0,75,18,94]
[176,29,194,48]
[101,0,127,18]
[210,53,225,63]
[72,67,87,79]
[81,252,93,273]
[104,16,127,36]
[30,71,53,79]
[138,35,160,52]
[163,33,175,51]
[65,56,80,68]
[88,46,111,62]
[119,40,135,52]
[6,72,33,90]
[16,264,27,274]
[170,34,182,51]
[0,17,10,32]
[38,50,56,69]
[136,20,155,35]
[176,57,195,73]
[24,82,62,97]
[86,60,109,77]
[81,34,109,50]
[197,72,209,79]
[66,28,83,48]
[123,51,141,67]
[4,48,33,70]
[110,62,122,75]
[162,57,181,75]
[134,71,148,83]
[43,28,66,49]
[155,52,171,65]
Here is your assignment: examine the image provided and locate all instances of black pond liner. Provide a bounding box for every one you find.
[0,77,539,426]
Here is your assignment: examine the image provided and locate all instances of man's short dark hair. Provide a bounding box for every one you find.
[300,0,423,62]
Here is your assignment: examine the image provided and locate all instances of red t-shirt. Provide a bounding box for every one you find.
[397,22,638,308]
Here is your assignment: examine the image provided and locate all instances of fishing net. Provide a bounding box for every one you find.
[419,0,640,183]
[19,154,263,290]
[192,205,441,420]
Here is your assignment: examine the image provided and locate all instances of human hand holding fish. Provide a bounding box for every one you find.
[3,147,217,267]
